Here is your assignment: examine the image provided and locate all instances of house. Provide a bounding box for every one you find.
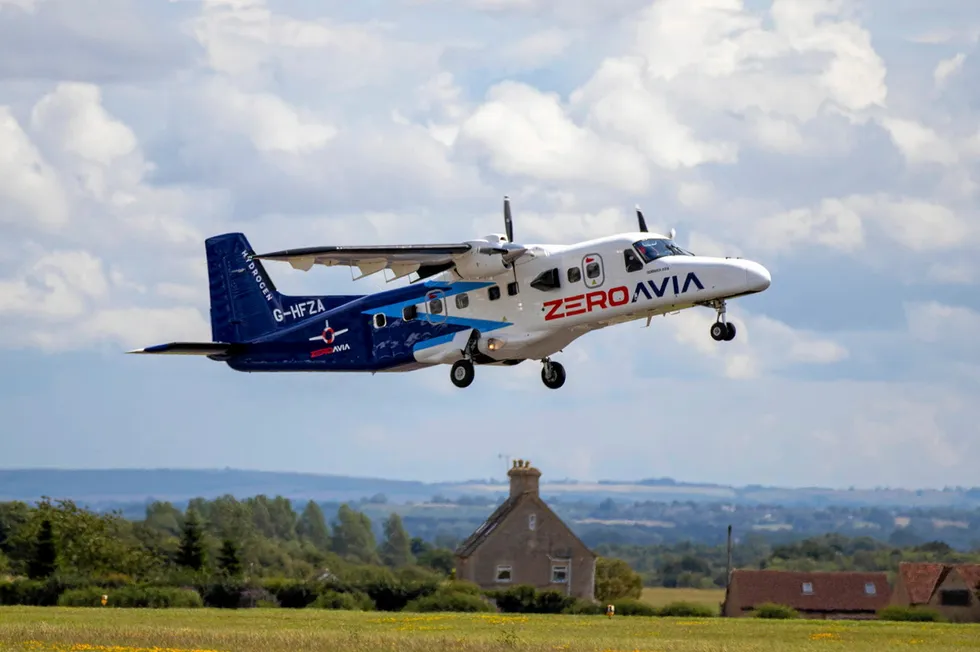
[890,562,980,623]
[722,569,891,619]
[453,459,597,600]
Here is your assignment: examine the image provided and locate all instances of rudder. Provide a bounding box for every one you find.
[206,233,284,343]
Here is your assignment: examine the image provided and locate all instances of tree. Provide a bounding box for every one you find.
[177,509,206,571]
[380,513,414,568]
[28,518,57,580]
[218,538,242,577]
[296,500,330,550]
[594,557,642,602]
[330,504,378,564]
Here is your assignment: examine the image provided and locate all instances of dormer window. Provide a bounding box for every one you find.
[802,582,813,594]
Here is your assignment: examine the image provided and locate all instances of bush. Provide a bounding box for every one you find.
[58,586,202,608]
[440,580,483,596]
[487,585,537,613]
[657,601,717,617]
[260,578,319,608]
[878,605,944,622]
[611,598,657,617]
[311,589,373,611]
[534,589,576,614]
[326,564,440,611]
[753,603,798,619]
[0,578,72,606]
[562,599,605,615]
[404,590,495,613]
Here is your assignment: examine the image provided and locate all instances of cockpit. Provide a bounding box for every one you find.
[632,238,694,263]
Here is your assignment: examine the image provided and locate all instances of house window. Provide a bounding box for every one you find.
[939,589,971,606]
[801,582,813,594]
[865,582,876,595]
[455,293,469,309]
[495,566,512,582]
[567,267,581,283]
[528,514,536,530]
[551,565,568,583]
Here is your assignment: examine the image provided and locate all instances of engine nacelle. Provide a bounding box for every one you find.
[453,244,511,279]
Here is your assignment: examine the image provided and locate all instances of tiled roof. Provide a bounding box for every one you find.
[454,495,523,558]
[898,562,947,604]
[899,562,980,604]
[727,570,890,612]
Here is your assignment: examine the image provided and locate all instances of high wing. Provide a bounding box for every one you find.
[253,243,473,282]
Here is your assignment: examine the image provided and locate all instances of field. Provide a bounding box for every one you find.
[640,587,725,611]
[2,607,980,652]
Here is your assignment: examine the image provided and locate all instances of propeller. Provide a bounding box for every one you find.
[504,195,514,243]
[636,205,648,232]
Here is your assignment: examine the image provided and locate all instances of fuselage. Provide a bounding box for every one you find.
[221,231,770,373]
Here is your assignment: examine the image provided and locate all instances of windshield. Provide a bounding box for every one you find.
[633,238,694,263]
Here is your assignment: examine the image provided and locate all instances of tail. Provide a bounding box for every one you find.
[206,232,283,342]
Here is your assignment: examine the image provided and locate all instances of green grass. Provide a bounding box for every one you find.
[640,587,725,610]
[1,607,979,652]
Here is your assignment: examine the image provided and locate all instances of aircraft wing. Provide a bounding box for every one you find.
[253,243,473,281]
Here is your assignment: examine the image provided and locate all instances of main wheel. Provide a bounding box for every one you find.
[724,322,736,341]
[450,360,474,388]
[541,361,566,389]
[710,322,727,341]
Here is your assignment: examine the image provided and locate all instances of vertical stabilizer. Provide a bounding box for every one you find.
[206,233,284,343]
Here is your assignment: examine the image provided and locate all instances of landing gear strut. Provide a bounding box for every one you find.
[541,358,566,389]
[709,300,736,342]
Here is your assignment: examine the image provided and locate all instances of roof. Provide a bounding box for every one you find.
[727,570,890,613]
[899,562,980,604]
[454,495,523,558]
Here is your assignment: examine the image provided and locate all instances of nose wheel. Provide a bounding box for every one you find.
[709,300,736,341]
[541,359,566,389]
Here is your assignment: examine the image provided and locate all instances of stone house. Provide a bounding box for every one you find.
[890,562,980,623]
[722,569,891,619]
[453,459,597,600]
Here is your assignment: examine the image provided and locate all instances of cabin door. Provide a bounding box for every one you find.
[582,253,604,289]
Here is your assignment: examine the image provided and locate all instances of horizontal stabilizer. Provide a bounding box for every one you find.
[127,342,233,356]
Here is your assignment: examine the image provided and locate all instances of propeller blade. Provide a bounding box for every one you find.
[504,195,514,243]
[636,205,648,233]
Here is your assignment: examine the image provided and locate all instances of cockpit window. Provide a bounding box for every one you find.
[632,239,694,263]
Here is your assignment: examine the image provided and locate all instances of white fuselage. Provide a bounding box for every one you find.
[411,232,771,364]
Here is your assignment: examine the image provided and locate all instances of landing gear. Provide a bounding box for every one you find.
[450,360,474,388]
[709,300,736,342]
[541,359,566,389]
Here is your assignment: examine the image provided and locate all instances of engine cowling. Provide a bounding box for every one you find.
[453,243,511,279]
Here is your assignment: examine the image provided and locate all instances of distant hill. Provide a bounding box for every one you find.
[1,468,979,509]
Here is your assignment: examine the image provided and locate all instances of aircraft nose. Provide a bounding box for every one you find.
[742,260,771,292]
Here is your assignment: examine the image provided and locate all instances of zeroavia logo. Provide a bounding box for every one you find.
[309,320,351,358]
[543,273,704,321]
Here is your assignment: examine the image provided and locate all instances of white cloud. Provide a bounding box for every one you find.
[934,52,966,88]
[0,106,69,230]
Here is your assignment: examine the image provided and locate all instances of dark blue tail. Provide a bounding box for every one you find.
[206,233,284,342]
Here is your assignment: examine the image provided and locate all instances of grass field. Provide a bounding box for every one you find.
[1,607,979,652]
[640,587,725,611]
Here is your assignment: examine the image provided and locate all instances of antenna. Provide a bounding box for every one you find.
[498,453,511,475]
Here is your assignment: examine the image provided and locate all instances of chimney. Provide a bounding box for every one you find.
[508,459,541,498]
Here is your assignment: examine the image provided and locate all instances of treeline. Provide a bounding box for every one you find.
[0,495,654,614]
[596,533,980,588]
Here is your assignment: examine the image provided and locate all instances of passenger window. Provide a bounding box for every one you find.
[428,297,443,314]
[488,286,500,301]
[402,305,417,321]
[585,261,601,279]
[624,248,643,273]
[507,281,519,296]
[567,267,581,283]
[455,293,469,310]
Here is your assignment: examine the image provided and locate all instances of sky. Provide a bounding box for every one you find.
[1,0,979,491]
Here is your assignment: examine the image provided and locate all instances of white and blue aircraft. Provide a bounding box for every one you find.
[131,198,771,389]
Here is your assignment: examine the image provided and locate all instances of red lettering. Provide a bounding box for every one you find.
[564,294,585,317]
[586,291,607,312]
[543,299,564,321]
[609,286,629,306]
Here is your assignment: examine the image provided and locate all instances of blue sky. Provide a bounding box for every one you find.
[1,0,978,490]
